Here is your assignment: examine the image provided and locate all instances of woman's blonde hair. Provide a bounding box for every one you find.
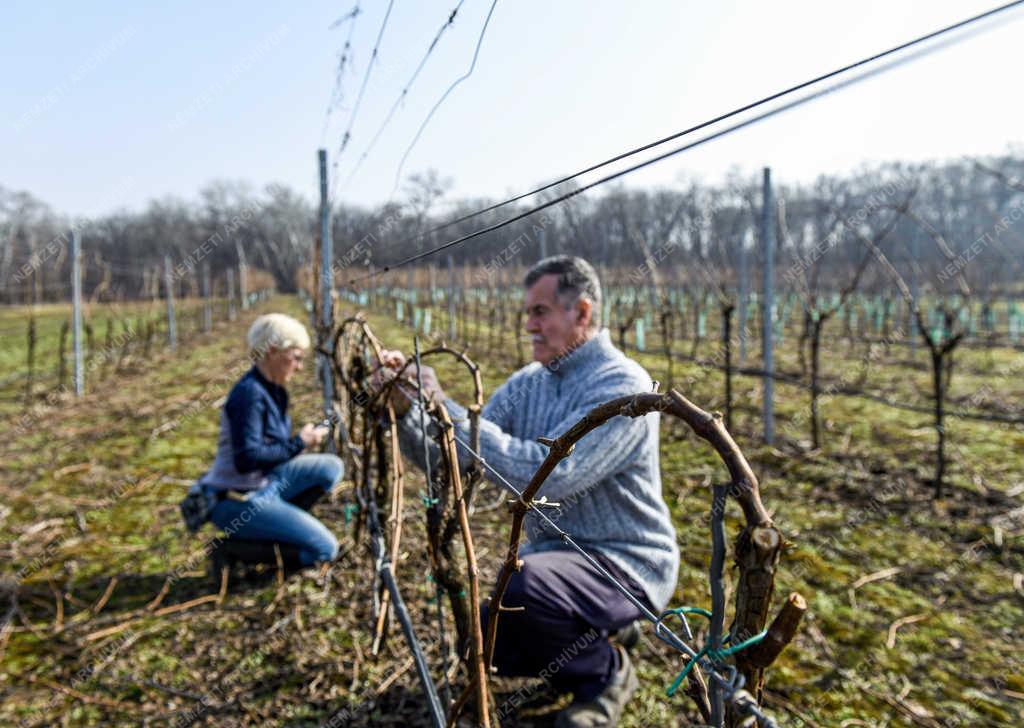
[247,313,311,360]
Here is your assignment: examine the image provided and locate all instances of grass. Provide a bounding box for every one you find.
[0,293,1021,727]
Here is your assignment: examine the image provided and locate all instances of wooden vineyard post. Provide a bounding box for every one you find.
[25,313,36,400]
[163,254,176,353]
[201,261,212,332]
[57,319,69,390]
[102,318,113,379]
[448,255,457,342]
[660,302,674,385]
[71,230,84,396]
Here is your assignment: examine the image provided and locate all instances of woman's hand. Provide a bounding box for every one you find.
[299,422,330,448]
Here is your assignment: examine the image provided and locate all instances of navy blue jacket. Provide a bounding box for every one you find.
[226,366,305,474]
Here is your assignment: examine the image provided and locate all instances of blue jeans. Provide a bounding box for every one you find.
[207,454,344,566]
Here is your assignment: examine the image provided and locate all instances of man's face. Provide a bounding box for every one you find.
[524,274,591,366]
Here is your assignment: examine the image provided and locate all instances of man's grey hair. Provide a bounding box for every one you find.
[523,255,603,330]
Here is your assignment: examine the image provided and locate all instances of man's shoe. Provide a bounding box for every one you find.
[554,644,639,728]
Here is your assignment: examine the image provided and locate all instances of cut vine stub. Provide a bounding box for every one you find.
[746,592,807,670]
[729,525,783,705]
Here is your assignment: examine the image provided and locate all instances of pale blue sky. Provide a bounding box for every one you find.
[2,0,1022,218]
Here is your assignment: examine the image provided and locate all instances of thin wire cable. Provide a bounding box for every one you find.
[386,383,777,725]
[345,0,1024,263]
[321,4,363,146]
[390,0,499,197]
[341,1,467,191]
[331,0,396,194]
[345,5,1024,288]
[329,4,362,30]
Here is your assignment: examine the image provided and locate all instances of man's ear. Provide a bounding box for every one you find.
[576,298,593,328]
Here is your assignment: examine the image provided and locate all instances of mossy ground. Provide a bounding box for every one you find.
[1,295,1021,726]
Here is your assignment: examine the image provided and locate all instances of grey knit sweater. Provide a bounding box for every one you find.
[397,328,679,612]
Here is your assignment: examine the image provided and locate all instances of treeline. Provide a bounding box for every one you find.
[2,154,1023,304]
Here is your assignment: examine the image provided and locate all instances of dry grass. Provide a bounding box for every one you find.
[0,294,1021,727]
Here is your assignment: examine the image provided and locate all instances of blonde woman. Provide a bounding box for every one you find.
[196,313,342,572]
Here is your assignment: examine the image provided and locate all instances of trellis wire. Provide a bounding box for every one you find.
[343,0,1024,287]
[334,0,1024,268]
[341,0,468,190]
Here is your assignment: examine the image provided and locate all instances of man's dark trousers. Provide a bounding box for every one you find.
[482,548,652,702]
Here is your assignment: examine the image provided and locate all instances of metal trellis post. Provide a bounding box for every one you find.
[318,148,337,452]
[761,168,775,445]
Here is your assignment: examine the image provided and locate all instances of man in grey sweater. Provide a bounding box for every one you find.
[383,256,679,727]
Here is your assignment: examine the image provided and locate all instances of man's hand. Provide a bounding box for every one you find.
[379,349,406,370]
[376,349,446,416]
[299,422,330,448]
